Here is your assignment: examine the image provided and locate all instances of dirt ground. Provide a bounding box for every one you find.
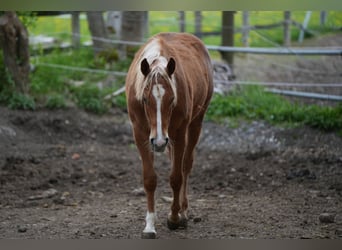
[0,33,341,239]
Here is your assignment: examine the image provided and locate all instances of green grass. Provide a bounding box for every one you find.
[0,46,126,113]
[206,86,342,132]
[7,93,36,110]
[28,14,91,43]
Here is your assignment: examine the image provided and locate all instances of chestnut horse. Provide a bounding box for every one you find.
[125,32,213,238]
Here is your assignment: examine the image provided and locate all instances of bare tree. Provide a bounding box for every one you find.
[0,11,30,94]
[71,12,80,49]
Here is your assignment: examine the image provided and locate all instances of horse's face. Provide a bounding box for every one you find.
[141,58,176,152]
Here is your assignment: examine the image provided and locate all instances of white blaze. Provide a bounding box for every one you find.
[152,84,166,145]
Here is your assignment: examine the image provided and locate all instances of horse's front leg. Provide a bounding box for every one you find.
[167,128,187,230]
[133,127,157,239]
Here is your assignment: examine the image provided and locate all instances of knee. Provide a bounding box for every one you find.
[144,173,157,192]
[169,173,182,191]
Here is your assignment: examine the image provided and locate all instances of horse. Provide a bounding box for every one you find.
[125,32,213,239]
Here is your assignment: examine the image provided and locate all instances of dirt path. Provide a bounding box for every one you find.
[0,107,341,239]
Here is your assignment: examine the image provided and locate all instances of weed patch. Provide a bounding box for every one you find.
[207,86,342,132]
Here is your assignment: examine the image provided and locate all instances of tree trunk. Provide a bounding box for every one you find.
[86,11,111,55]
[0,11,30,94]
[120,11,148,58]
[121,11,147,42]
[106,11,122,40]
[71,11,80,49]
[221,11,235,74]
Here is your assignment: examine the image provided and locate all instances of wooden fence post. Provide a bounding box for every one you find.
[71,11,80,49]
[194,11,202,38]
[320,11,327,25]
[221,11,235,73]
[298,11,312,43]
[179,11,185,32]
[242,11,250,47]
[283,11,291,47]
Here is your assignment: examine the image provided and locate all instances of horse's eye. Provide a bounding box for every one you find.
[143,97,147,104]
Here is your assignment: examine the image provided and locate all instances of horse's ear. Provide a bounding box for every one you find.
[167,58,176,77]
[141,58,150,77]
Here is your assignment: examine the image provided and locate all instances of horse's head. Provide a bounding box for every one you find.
[140,57,176,152]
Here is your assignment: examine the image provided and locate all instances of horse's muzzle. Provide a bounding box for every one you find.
[150,137,168,152]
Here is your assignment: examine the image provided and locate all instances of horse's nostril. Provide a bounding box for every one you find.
[150,138,155,145]
[165,137,169,144]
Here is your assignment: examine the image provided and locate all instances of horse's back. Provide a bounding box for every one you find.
[157,32,211,66]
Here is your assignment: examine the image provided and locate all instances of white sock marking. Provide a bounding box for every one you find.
[143,212,156,234]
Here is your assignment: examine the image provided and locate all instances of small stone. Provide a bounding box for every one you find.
[28,188,58,200]
[319,213,335,223]
[17,226,27,233]
[161,196,173,203]
[72,153,80,160]
[132,187,145,196]
[42,188,58,198]
[193,217,202,223]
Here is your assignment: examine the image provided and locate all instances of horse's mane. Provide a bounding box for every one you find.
[134,38,177,105]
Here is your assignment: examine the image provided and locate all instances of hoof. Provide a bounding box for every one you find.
[167,218,179,230]
[167,214,188,230]
[141,232,156,239]
[179,217,188,229]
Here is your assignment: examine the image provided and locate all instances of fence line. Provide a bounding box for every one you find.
[34,62,342,88]
[250,29,285,48]
[37,11,342,50]
[35,53,341,77]
[266,88,342,101]
[35,62,127,77]
[30,32,342,56]
[205,45,342,55]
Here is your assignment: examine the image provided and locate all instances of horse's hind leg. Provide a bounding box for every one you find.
[179,115,205,228]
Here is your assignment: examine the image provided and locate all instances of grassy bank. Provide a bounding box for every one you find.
[206,86,342,133]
